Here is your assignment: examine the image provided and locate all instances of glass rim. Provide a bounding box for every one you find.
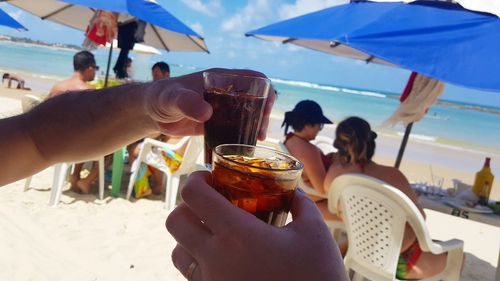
[202,71,271,84]
[213,144,304,172]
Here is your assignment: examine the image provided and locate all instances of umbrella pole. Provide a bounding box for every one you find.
[394,122,413,169]
[104,43,113,88]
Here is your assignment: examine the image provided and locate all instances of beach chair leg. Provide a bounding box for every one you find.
[49,163,69,207]
[24,176,33,191]
[165,175,180,211]
[126,160,141,200]
[98,157,105,200]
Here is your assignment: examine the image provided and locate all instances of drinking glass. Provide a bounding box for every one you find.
[203,72,270,170]
[212,144,303,227]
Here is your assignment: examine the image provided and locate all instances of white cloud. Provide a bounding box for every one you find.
[221,0,348,34]
[8,10,23,21]
[221,0,274,33]
[189,22,204,35]
[181,0,223,17]
[278,0,348,19]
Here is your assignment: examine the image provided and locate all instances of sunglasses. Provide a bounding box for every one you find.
[91,65,100,71]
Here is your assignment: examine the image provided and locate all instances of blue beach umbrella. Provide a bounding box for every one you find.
[5,0,208,84]
[247,0,500,167]
[246,1,500,93]
[0,7,27,30]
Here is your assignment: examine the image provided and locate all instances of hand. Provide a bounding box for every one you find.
[166,171,348,281]
[144,68,275,139]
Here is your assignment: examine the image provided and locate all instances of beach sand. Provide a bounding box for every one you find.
[1,79,499,280]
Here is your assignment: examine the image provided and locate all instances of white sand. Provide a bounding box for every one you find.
[1,85,499,281]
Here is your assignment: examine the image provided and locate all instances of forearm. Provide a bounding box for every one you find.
[27,83,157,164]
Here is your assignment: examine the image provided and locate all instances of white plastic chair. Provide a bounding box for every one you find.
[21,94,43,113]
[21,95,106,206]
[329,174,464,281]
[126,136,204,210]
[278,138,344,239]
[24,159,105,206]
[278,140,327,198]
[312,135,336,154]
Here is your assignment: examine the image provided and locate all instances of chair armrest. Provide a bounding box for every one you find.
[143,137,189,151]
[300,184,327,198]
[426,239,464,255]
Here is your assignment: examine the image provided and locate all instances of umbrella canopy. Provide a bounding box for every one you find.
[372,0,500,17]
[5,0,208,52]
[246,1,500,93]
[0,7,27,30]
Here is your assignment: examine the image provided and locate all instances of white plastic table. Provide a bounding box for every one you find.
[419,195,500,280]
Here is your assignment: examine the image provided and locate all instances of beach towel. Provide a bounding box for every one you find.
[132,145,183,198]
[383,73,445,127]
[83,10,117,50]
[133,163,152,198]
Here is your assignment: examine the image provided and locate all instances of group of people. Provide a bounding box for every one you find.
[282,100,449,279]
[47,50,181,195]
[0,49,456,280]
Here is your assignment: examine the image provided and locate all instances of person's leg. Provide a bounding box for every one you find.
[69,163,84,189]
[403,251,448,279]
[150,167,164,195]
[76,162,99,194]
[127,142,141,166]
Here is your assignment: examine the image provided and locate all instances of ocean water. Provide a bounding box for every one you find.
[1,41,499,152]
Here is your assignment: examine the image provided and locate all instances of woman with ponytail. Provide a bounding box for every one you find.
[282,100,334,200]
[322,117,448,279]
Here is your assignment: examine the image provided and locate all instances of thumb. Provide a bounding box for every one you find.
[289,189,324,223]
[146,86,212,124]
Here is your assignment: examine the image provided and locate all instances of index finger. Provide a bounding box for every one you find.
[181,171,256,234]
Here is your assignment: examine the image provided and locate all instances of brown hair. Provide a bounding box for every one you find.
[334,117,377,169]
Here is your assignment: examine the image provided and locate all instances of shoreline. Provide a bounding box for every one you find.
[265,115,500,201]
[271,78,500,115]
[1,66,499,199]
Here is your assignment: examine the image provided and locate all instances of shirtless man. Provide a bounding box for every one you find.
[48,50,97,98]
[48,50,99,193]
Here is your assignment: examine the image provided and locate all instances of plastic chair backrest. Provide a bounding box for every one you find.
[311,135,336,154]
[21,94,42,113]
[328,174,430,281]
[174,136,203,175]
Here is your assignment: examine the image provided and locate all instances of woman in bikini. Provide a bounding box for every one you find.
[322,116,449,279]
[281,100,334,200]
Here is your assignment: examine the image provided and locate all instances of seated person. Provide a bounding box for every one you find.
[2,73,30,90]
[322,116,448,280]
[127,133,188,196]
[281,100,333,199]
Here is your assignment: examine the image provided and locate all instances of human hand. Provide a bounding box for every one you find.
[144,68,275,139]
[166,171,348,281]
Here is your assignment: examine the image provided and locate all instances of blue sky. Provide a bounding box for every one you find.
[0,0,499,108]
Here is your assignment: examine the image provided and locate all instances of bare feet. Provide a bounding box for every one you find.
[75,179,92,194]
[69,174,80,192]
[151,186,163,195]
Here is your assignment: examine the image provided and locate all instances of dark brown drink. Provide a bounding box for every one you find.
[204,89,266,167]
[212,145,303,227]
